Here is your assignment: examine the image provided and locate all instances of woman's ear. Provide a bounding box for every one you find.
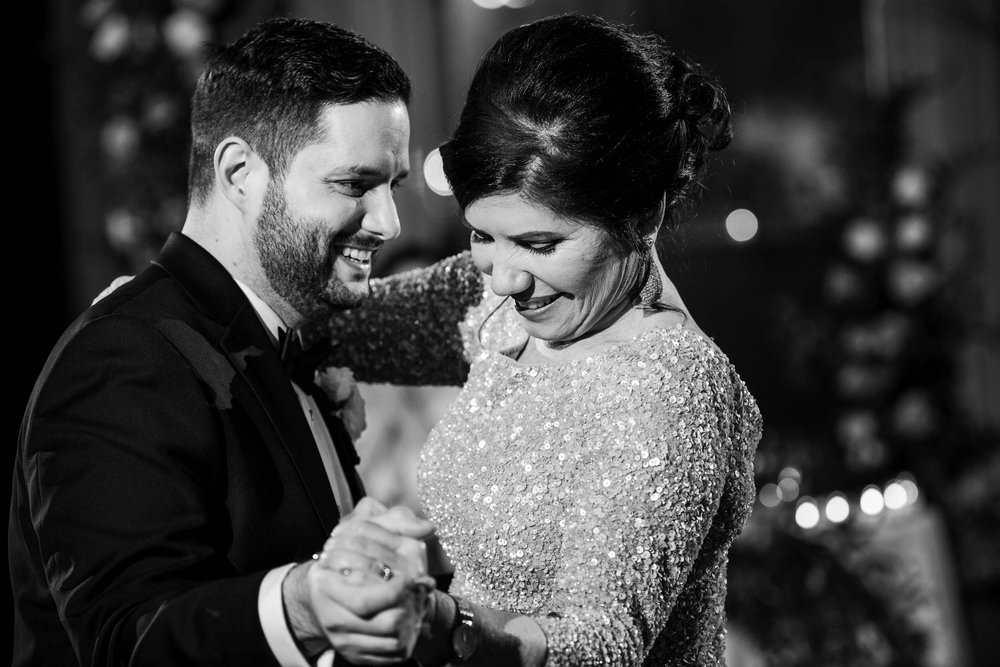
[640,195,667,240]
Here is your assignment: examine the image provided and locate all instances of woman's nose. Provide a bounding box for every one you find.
[487,256,532,297]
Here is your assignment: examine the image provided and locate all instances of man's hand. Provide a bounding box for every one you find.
[284,499,438,664]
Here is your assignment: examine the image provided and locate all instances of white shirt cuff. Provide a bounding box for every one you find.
[259,563,335,667]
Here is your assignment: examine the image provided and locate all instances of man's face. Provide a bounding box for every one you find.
[255,100,410,321]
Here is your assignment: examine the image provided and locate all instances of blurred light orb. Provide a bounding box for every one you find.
[884,480,908,509]
[899,476,919,505]
[825,493,850,523]
[888,259,937,305]
[860,485,885,515]
[843,217,886,261]
[892,165,931,207]
[101,114,141,163]
[725,208,758,242]
[163,8,211,59]
[778,466,801,482]
[794,498,821,529]
[896,213,933,251]
[758,483,780,508]
[423,148,452,196]
[105,208,142,250]
[777,476,799,502]
[824,263,862,302]
[90,12,131,62]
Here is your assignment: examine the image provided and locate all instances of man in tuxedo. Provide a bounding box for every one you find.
[11,17,434,666]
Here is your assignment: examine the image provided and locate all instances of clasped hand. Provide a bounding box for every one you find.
[307,498,437,664]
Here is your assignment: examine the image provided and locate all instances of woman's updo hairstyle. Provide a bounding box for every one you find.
[440,13,732,255]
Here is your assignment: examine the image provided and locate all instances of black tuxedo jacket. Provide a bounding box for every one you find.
[10,232,364,666]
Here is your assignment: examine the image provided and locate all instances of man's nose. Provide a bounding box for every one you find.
[362,187,401,241]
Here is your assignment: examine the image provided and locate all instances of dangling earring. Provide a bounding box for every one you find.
[638,242,662,309]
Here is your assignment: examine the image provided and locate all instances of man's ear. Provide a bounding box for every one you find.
[214,137,266,210]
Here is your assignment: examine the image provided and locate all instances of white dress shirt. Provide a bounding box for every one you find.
[235,280,348,667]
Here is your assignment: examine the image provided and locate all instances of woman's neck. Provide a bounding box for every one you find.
[515,269,693,365]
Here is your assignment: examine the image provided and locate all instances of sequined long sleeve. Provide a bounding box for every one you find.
[322,251,485,386]
[418,324,761,666]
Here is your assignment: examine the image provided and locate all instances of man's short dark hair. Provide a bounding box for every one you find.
[187,17,410,205]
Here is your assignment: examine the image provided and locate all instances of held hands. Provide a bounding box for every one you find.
[304,498,438,664]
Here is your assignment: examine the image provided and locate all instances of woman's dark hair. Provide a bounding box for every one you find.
[440,13,731,254]
[188,17,410,206]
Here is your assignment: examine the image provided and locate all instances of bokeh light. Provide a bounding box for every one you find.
[859,485,885,515]
[423,148,452,197]
[883,480,908,509]
[777,475,800,502]
[795,497,821,529]
[758,482,780,507]
[725,208,759,242]
[825,493,850,523]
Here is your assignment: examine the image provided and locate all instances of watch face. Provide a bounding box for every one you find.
[453,624,479,660]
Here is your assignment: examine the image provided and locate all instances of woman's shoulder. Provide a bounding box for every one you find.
[600,323,756,411]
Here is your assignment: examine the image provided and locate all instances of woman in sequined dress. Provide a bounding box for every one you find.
[320,13,762,666]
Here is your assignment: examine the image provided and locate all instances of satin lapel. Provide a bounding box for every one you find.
[154,231,342,532]
[221,304,342,533]
[310,389,367,505]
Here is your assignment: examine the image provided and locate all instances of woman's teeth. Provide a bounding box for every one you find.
[516,294,560,311]
[338,247,373,264]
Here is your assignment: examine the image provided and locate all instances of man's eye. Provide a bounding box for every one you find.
[333,181,368,197]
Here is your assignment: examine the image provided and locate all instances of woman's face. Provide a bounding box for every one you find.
[464,193,636,344]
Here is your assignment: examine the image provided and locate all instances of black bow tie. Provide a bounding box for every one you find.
[278,327,329,389]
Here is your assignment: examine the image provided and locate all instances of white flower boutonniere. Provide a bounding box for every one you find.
[316,366,367,442]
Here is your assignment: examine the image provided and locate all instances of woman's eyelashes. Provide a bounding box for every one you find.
[469,229,491,244]
[468,229,559,255]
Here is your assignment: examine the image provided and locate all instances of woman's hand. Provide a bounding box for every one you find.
[92,275,135,305]
[306,498,437,664]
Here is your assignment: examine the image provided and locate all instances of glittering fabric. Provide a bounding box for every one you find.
[323,252,485,386]
[327,251,762,666]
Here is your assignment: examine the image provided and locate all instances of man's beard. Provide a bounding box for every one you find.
[255,180,368,323]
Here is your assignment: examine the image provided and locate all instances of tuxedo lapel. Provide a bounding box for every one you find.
[221,313,343,531]
[154,232,343,533]
[308,386,366,505]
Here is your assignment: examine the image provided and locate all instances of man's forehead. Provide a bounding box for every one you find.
[301,101,410,174]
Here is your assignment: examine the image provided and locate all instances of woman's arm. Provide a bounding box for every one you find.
[414,591,547,667]
[320,251,486,386]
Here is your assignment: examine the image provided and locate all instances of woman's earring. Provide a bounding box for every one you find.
[638,242,662,308]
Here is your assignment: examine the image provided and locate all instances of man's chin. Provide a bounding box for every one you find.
[325,281,370,312]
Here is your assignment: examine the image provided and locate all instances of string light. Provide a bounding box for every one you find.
[825,493,850,523]
[756,470,921,531]
[795,497,821,529]
[859,485,885,515]
[883,479,908,509]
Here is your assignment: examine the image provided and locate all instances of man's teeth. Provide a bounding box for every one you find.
[338,247,373,263]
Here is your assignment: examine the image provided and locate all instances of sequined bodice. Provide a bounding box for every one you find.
[326,252,762,666]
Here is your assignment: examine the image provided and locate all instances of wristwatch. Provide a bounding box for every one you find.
[449,595,479,662]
